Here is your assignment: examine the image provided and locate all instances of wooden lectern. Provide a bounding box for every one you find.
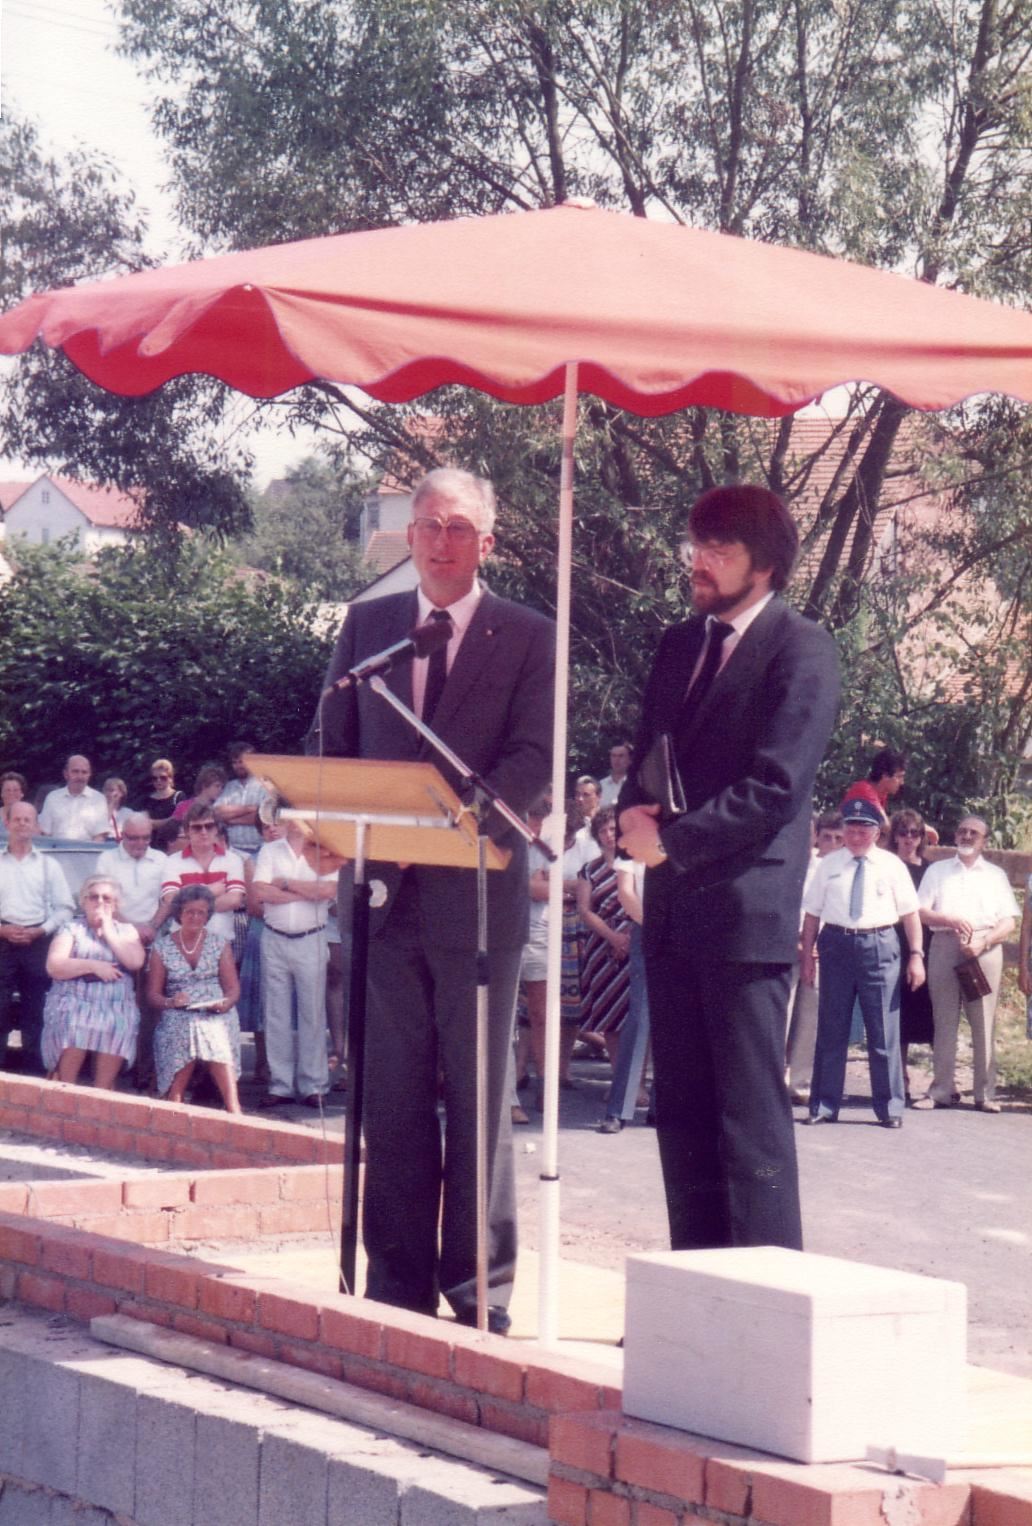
[245,752,510,1319]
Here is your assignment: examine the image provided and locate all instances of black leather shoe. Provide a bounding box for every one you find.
[877,1117,903,1129]
[597,1117,623,1134]
[455,1305,511,1336]
[257,1092,290,1108]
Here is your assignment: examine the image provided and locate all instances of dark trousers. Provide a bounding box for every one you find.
[645,950,802,1251]
[811,925,904,1121]
[362,874,520,1319]
[0,936,50,1073]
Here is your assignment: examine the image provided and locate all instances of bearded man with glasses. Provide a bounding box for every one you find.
[313,467,554,1333]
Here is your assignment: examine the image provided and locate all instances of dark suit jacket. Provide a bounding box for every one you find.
[620,596,839,964]
[312,588,555,950]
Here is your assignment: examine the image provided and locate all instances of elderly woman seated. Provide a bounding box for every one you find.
[147,884,242,1112]
[41,873,145,1088]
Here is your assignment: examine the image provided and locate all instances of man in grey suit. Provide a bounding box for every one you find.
[315,469,554,1332]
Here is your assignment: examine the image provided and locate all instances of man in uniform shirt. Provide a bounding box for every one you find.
[800,797,925,1127]
[38,755,105,840]
[0,802,73,1071]
[914,815,1018,1113]
[253,819,338,1107]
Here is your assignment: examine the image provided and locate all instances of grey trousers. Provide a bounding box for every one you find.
[361,876,520,1319]
[927,933,1002,1104]
[262,926,329,1100]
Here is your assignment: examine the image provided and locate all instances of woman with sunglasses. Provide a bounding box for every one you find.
[41,874,144,1088]
[134,757,185,822]
[889,809,935,1100]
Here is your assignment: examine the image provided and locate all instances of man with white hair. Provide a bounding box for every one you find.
[914,814,1018,1113]
[39,755,106,840]
[314,467,554,1333]
[0,802,73,1071]
[99,812,170,1088]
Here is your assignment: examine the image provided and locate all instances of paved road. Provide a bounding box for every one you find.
[509,1054,1032,1379]
[265,1046,1031,1380]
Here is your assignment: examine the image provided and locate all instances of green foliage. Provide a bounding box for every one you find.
[229,454,373,599]
[0,539,332,795]
[0,112,253,540]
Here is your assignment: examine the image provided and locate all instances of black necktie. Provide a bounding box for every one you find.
[421,609,453,723]
[679,618,732,730]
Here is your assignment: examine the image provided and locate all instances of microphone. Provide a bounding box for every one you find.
[322,617,451,697]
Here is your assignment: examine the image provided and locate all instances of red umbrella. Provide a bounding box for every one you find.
[5,200,1031,1341]
[3,201,1032,412]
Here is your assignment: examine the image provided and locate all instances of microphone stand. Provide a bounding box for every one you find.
[363,676,554,1331]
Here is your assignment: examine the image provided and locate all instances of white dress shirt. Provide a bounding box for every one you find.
[918,855,1019,931]
[101,844,166,925]
[254,837,336,934]
[412,582,483,718]
[38,786,106,840]
[0,845,74,933]
[803,844,918,929]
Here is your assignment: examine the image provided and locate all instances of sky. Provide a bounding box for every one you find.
[0,0,321,486]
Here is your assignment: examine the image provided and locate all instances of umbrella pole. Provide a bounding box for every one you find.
[538,360,578,1346]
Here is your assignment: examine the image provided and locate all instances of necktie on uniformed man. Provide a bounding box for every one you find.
[849,855,866,921]
[421,609,453,723]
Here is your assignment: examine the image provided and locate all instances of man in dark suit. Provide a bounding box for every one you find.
[619,484,839,1252]
[314,468,554,1331]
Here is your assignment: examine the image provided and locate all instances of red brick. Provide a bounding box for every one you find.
[150,1104,194,1136]
[0,1217,43,1265]
[87,1211,170,1244]
[972,1481,1032,1525]
[171,1205,260,1241]
[264,1125,322,1163]
[525,1359,605,1415]
[340,1355,409,1402]
[28,1178,122,1214]
[1,1076,44,1108]
[209,1150,255,1169]
[172,1312,229,1345]
[480,1398,548,1447]
[40,1229,94,1280]
[615,1422,707,1503]
[452,1341,526,1402]
[123,1176,193,1210]
[75,1089,125,1122]
[92,1125,140,1155]
[258,1290,320,1341]
[0,1184,28,1214]
[320,1304,384,1361]
[191,1170,280,1207]
[548,1476,588,1526]
[258,1202,329,1236]
[0,1267,16,1299]
[185,1112,241,1146]
[171,1140,216,1168]
[145,1255,201,1308]
[59,1119,101,1148]
[551,1413,618,1478]
[198,1275,259,1323]
[383,1321,453,1380]
[229,1328,280,1360]
[117,1299,173,1328]
[406,1375,480,1426]
[588,1491,630,1526]
[92,1244,150,1294]
[634,1504,682,1526]
[17,1269,66,1312]
[278,1340,344,1381]
[66,1286,119,1323]
[15,1109,50,1135]
[705,1458,752,1517]
[42,1083,77,1114]
[748,1467,885,1526]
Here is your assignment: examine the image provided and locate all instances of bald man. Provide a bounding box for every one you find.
[39,756,106,840]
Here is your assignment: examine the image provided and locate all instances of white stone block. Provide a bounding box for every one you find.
[622,1247,966,1463]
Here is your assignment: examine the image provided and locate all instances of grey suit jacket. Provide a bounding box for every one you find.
[311,588,555,950]
[620,595,840,963]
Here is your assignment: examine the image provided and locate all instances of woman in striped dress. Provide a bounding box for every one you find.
[575,807,631,1067]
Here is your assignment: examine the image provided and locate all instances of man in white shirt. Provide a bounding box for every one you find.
[38,755,105,840]
[598,743,633,808]
[801,797,925,1127]
[0,802,74,1072]
[914,815,1018,1112]
[253,820,338,1107]
[214,743,269,857]
[99,812,170,1090]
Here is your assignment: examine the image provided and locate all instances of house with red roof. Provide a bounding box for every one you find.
[0,474,141,555]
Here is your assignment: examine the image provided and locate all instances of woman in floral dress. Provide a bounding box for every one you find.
[42,874,144,1087]
[147,884,242,1112]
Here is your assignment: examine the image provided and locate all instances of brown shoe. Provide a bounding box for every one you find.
[511,1104,529,1125]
